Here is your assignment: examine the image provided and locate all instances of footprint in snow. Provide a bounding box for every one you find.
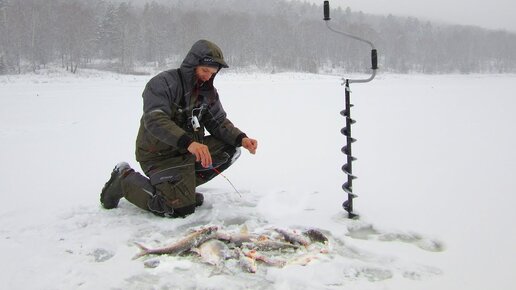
[89,248,114,262]
[345,219,445,252]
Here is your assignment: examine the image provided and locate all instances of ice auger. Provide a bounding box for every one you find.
[323,1,378,218]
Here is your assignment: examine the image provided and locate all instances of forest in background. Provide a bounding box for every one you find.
[1,0,515,75]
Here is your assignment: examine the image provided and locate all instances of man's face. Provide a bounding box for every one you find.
[195,66,218,82]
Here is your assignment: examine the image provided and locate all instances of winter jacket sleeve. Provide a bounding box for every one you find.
[141,73,193,149]
[203,89,247,147]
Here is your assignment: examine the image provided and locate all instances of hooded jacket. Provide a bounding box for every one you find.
[135,40,246,163]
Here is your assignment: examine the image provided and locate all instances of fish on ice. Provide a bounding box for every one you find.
[242,249,286,268]
[274,228,311,247]
[241,236,300,251]
[133,226,218,259]
[192,239,233,266]
[303,229,329,244]
[214,224,257,246]
[235,248,257,273]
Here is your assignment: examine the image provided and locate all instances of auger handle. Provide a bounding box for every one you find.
[371,49,378,70]
[323,1,330,21]
[323,1,378,83]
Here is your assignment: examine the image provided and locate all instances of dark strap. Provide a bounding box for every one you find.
[177,69,186,109]
[177,69,185,96]
[164,69,186,109]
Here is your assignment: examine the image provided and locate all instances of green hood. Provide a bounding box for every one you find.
[180,39,229,71]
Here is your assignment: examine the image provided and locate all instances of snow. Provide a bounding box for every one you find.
[1,70,515,290]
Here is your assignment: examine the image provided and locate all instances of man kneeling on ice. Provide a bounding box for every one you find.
[100,40,258,218]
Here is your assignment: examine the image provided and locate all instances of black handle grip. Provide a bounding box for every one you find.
[323,1,331,21]
[371,49,378,70]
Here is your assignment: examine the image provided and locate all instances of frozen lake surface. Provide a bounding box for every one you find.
[0,71,514,289]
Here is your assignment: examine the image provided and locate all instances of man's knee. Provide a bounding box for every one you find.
[148,166,197,218]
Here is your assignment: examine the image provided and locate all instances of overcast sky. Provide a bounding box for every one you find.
[317,0,516,32]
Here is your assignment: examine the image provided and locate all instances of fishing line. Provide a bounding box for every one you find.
[210,166,242,197]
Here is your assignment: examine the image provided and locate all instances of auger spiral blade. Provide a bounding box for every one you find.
[342,200,359,219]
[340,127,350,136]
[341,164,357,179]
[340,89,358,218]
[339,107,354,116]
[342,182,355,195]
[341,146,352,155]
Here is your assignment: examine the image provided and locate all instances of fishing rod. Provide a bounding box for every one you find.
[323,1,379,218]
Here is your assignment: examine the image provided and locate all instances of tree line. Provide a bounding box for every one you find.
[1,0,515,74]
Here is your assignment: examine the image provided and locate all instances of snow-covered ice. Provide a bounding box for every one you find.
[0,70,515,289]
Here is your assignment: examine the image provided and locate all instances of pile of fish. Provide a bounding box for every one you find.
[133,225,329,273]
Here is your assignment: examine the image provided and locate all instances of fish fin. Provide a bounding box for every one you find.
[240,224,249,235]
[132,242,150,260]
[191,247,200,256]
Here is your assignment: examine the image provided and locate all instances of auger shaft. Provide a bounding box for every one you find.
[341,80,358,218]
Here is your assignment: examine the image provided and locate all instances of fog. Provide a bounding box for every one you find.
[317,0,516,32]
[1,0,515,75]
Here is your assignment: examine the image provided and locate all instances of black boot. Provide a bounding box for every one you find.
[100,162,132,209]
[195,192,204,207]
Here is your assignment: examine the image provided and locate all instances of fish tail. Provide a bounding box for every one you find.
[132,242,150,260]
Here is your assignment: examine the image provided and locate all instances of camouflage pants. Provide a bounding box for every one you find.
[121,136,240,218]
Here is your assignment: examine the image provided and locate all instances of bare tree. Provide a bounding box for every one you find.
[1,0,515,74]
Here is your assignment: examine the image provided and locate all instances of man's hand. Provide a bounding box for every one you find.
[242,137,258,154]
[187,142,212,168]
